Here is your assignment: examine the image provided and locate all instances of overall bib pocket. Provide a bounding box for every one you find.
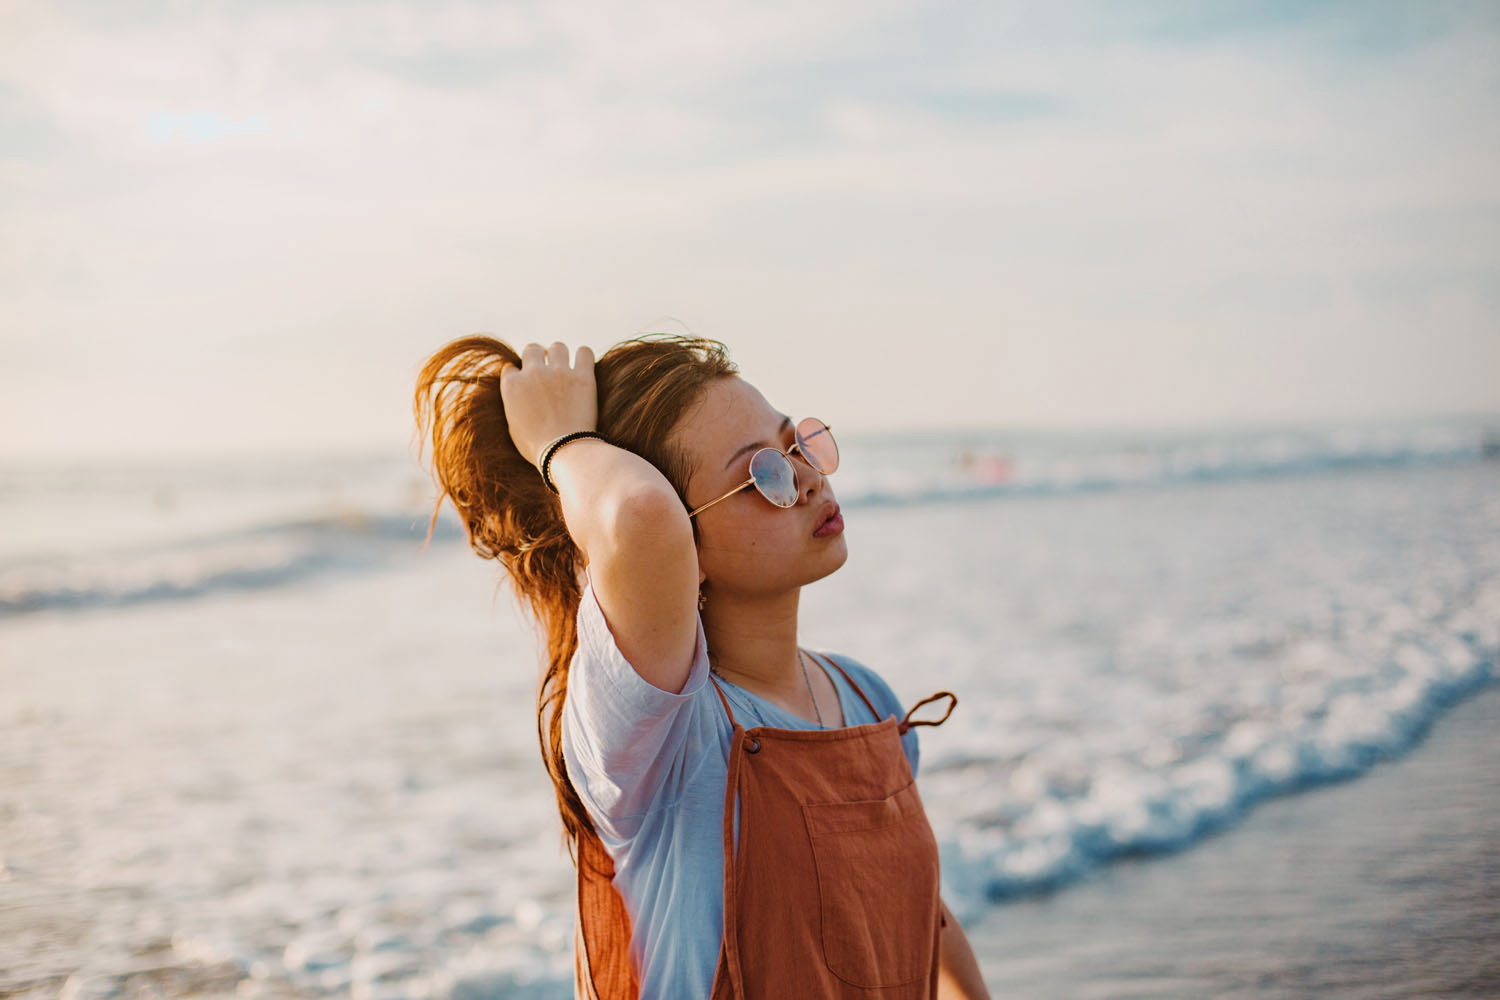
[802,780,941,989]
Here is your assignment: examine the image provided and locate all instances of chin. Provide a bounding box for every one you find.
[809,537,850,581]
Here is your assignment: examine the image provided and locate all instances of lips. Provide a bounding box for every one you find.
[813,502,842,536]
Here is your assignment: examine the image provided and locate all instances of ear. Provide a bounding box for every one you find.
[698,567,707,586]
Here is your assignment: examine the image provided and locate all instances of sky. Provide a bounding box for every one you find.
[2,0,1497,461]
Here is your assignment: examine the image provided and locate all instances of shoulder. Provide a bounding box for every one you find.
[815,650,905,720]
[572,576,711,706]
[814,650,921,776]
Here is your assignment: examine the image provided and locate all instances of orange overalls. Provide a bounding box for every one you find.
[575,654,957,998]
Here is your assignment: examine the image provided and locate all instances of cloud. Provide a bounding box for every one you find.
[1,0,1497,457]
[146,111,270,144]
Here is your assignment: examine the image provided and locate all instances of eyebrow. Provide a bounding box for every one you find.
[723,415,793,472]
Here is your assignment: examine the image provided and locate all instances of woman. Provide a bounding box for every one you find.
[413,333,990,998]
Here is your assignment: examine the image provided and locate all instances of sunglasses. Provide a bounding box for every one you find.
[687,418,838,519]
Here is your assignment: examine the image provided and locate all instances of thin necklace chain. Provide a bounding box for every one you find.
[798,648,826,729]
[709,648,828,729]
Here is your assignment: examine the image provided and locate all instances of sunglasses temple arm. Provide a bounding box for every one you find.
[686,477,755,519]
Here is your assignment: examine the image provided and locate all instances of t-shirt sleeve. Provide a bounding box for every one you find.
[560,577,712,839]
[825,652,921,777]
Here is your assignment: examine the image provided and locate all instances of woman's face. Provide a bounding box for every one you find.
[673,377,848,601]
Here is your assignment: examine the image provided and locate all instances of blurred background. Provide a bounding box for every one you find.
[3,1,1498,998]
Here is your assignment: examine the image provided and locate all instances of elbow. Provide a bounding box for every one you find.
[605,486,693,549]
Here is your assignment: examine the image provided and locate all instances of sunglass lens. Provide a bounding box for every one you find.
[749,448,799,506]
[796,418,838,474]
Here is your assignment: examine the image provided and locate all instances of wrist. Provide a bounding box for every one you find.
[538,430,608,493]
[533,428,596,469]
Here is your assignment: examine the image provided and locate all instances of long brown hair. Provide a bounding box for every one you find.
[411,332,738,858]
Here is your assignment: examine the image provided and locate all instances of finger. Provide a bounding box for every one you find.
[574,344,595,370]
[499,356,516,381]
[547,341,571,368]
[520,342,547,368]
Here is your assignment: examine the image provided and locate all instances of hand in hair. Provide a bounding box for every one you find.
[500,341,599,470]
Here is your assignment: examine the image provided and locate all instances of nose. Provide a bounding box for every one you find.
[790,450,825,503]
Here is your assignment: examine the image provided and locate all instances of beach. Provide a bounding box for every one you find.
[2,418,1496,998]
[970,685,1500,999]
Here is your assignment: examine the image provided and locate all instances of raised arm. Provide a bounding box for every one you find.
[501,341,701,694]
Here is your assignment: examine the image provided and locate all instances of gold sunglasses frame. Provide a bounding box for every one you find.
[686,420,835,519]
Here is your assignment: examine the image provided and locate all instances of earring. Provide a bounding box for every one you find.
[698,589,706,611]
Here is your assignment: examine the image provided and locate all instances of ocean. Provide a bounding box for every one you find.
[2,414,1497,998]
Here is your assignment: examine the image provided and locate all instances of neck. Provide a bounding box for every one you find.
[702,586,804,697]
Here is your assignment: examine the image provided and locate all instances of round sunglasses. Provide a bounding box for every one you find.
[687,418,838,519]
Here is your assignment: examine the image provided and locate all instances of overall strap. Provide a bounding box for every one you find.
[574,825,640,999]
[718,718,751,994]
[708,673,740,728]
[807,649,884,720]
[710,669,750,991]
[899,691,958,734]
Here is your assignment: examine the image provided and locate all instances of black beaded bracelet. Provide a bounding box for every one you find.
[539,431,609,494]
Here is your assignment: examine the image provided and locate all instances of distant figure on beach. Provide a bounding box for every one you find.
[957,447,1015,484]
[413,335,989,998]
